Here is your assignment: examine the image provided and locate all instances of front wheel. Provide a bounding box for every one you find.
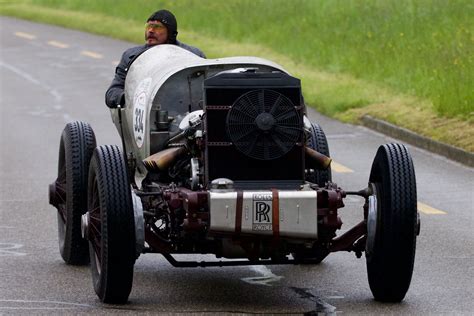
[366,143,418,302]
[86,145,136,304]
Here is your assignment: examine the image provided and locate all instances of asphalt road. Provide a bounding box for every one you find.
[1,16,473,315]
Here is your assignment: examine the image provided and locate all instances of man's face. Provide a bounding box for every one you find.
[145,20,169,46]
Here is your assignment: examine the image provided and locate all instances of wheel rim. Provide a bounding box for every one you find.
[56,154,68,252]
[88,176,102,275]
[366,183,378,257]
[56,158,67,223]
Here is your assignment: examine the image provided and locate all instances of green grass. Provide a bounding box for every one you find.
[1,0,473,151]
[20,0,474,118]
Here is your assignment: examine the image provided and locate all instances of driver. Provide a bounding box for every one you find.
[105,9,205,108]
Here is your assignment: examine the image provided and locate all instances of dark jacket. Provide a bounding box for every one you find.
[105,41,205,108]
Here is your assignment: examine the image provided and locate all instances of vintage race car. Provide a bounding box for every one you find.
[49,45,420,304]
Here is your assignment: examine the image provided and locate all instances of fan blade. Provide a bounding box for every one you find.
[243,95,260,117]
[274,125,301,140]
[232,127,259,142]
[258,90,266,114]
[269,133,289,155]
[228,121,256,126]
[237,95,258,117]
[247,133,261,156]
[275,110,298,122]
[229,106,257,121]
[269,95,283,115]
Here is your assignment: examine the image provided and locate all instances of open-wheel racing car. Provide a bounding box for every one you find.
[49,45,420,304]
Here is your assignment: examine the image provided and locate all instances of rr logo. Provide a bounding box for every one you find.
[254,201,271,223]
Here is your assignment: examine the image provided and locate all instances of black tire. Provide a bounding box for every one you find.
[87,145,136,304]
[366,143,418,302]
[306,122,332,186]
[55,121,96,265]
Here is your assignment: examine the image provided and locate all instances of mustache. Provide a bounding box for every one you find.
[146,32,158,39]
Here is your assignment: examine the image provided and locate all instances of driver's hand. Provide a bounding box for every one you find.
[111,92,125,108]
[118,92,125,107]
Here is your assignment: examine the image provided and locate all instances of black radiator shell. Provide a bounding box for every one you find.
[203,70,305,190]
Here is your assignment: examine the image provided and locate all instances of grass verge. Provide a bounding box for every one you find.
[1,2,472,152]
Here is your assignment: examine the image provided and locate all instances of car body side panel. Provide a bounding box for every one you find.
[110,44,289,178]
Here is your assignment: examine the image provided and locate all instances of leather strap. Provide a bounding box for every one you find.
[272,189,280,239]
[235,191,243,235]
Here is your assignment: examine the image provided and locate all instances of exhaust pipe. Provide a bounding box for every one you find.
[305,147,332,170]
[143,146,188,171]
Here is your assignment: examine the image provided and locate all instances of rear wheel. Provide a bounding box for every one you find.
[53,121,96,265]
[87,145,136,304]
[305,122,332,186]
[366,143,418,302]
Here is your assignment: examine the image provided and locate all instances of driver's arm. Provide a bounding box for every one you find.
[105,53,128,108]
[105,46,147,108]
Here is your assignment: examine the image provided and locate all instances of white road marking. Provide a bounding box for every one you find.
[0,307,75,310]
[418,202,447,215]
[0,61,71,123]
[0,61,41,85]
[241,265,283,286]
[47,40,69,49]
[112,60,120,66]
[14,31,36,40]
[81,50,103,59]
[0,243,27,256]
[0,299,92,310]
[291,287,338,314]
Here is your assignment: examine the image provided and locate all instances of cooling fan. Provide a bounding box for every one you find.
[226,89,302,160]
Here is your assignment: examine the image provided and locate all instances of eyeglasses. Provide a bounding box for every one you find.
[145,22,165,30]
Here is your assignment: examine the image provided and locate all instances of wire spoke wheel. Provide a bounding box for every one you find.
[87,145,136,304]
[366,143,419,302]
[88,179,102,273]
[54,121,96,265]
